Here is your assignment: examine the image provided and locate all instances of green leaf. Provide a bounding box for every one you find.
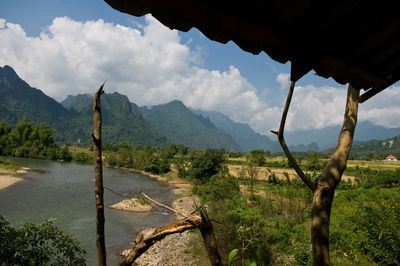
[245,259,257,266]
[228,248,239,265]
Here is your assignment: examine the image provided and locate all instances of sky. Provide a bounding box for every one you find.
[1,0,399,135]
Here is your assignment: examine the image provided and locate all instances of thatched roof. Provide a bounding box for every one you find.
[105,0,400,102]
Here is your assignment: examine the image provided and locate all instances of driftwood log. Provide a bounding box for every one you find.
[121,192,221,266]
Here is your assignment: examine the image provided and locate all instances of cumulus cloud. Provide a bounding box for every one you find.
[0,16,399,135]
[276,73,290,90]
[0,18,5,28]
[359,86,400,128]
[288,85,347,131]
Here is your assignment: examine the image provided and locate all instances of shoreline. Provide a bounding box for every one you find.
[0,167,30,190]
[116,167,209,265]
[127,168,194,197]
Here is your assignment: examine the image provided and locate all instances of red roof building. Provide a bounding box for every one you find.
[386,155,398,161]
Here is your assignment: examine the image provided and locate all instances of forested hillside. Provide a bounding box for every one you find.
[0,66,166,146]
[141,100,238,150]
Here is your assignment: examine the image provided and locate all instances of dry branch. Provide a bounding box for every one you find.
[272,81,315,191]
[122,192,222,266]
[121,215,202,265]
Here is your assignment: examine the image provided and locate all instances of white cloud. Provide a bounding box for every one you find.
[276,73,290,90]
[288,85,347,131]
[359,86,400,128]
[0,16,399,135]
[0,18,5,28]
[0,15,277,131]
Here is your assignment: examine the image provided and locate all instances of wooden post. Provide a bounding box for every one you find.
[93,82,106,266]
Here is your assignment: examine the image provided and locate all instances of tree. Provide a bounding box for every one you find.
[248,149,265,166]
[0,216,86,265]
[245,153,260,200]
[188,149,226,182]
[273,82,359,265]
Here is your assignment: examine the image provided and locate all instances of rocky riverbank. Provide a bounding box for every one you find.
[120,168,210,265]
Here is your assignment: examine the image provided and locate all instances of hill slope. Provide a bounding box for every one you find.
[0,65,166,146]
[141,101,238,150]
[68,92,167,145]
[0,65,77,141]
[193,110,282,152]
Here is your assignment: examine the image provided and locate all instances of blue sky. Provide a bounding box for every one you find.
[1,0,399,134]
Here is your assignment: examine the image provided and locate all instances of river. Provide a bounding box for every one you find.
[0,157,176,265]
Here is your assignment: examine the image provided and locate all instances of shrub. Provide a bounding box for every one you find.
[188,149,226,182]
[0,216,86,265]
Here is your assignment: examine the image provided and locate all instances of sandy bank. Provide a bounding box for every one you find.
[0,167,29,190]
[109,198,154,212]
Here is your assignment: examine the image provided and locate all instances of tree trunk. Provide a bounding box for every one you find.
[93,83,106,266]
[311,84,359,265]
[198,207,222,266]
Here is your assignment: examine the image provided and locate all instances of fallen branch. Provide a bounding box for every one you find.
[121,215,202,265]
[121,191,222,266]
[140,190,187,218]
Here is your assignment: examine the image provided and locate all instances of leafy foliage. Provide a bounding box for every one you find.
[331,187,400,265]
[187,149,226,182]
[0,216,86,265]
[0,119,72,161]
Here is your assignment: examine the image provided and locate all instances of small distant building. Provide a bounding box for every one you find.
[385,155,398,161]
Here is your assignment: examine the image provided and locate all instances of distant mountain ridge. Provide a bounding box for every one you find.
[2,65,400,151]
[0,65,77,140]
[0,65,165,146]
[141,101,239,150]
[65,92,166,145]
[61,93,92,112]
[285,122,400,150]
[193,110,281,152]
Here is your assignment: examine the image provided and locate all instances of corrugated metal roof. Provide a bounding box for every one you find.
[105,0,400,102]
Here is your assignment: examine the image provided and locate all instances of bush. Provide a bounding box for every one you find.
[0,216,86,265]
[188,149,226,182]
[331,187,400,264]
[73,152,92,164]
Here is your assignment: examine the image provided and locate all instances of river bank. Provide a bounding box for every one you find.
[0,167,30,190]
[120,167,210,265]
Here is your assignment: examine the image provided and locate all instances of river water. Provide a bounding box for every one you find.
[0,157,176,265]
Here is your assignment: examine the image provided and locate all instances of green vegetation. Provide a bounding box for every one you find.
[0,119,73,161]
[1,113,399,264]
[0,157,20,171]
[103,142,190,175]
[191,153,400,265]
[0,216,86,265]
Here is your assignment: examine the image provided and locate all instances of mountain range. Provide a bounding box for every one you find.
[2,65,400,152]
